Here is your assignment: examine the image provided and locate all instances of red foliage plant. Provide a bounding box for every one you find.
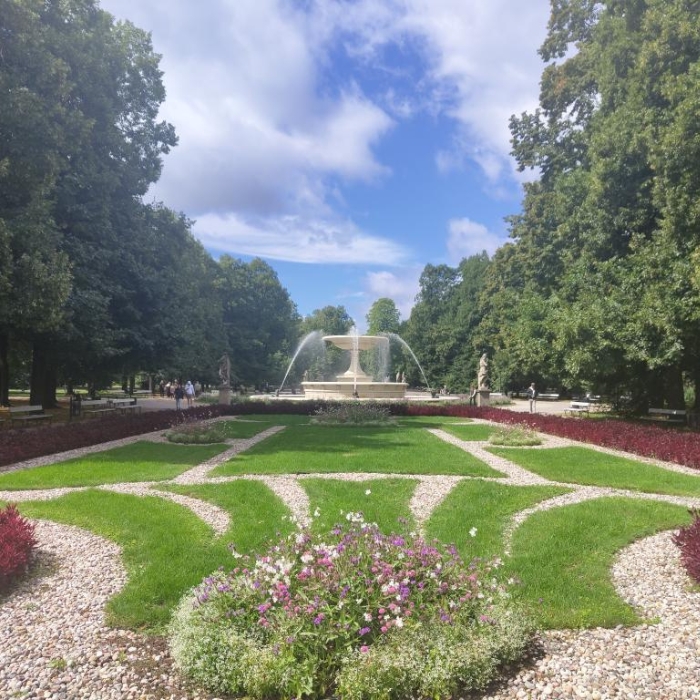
[673,510,700,585]
[0,504,37,590]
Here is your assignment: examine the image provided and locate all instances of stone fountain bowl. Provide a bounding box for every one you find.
[323,334,389,350]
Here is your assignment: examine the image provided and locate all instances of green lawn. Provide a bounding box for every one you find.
[20,482,293,631]
[505,497,691,628]
[0,442,228,490]
[302,477,417,534]
[435,423,494,441]
[210,424,503,477]
[4,413,694,639]
[425,480,570,561]
[489,445,700,497]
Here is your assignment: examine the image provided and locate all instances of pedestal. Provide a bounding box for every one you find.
[218,385,232,405]
[476,389,490,407]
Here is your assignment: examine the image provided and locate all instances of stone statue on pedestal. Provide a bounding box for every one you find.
[477,353,490,390]
[218,353,231,387]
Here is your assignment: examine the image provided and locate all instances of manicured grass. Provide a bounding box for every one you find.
[232,413,313,426]
[505,497,691,629]
[211,424,503,477]
[489,445,700,497]
[425,480,570,561]
[20,483,293,631]
[0,442,228,490]
[158,480,294,554]
[301,477,417,534]
[435,423,494,441]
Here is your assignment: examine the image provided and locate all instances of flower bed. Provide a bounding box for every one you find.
[170,517,532,699]
[0,405,235,469]
[674,510,700,584]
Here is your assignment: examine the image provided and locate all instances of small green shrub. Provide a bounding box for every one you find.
[489,424,542,447]
[169,516,533,699]
[311,402,394,426]
[166,421,229,444]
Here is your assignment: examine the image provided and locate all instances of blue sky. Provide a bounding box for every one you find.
[100,0,551,329]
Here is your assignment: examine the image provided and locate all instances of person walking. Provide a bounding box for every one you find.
[184,380,195,408]
[527,382,537,413]
[173,382,185,410]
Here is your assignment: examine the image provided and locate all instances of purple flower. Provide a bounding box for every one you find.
[358,626,371,636]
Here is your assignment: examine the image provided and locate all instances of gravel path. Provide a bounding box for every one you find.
[1,419,699,699]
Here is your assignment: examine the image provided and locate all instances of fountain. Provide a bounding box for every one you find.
[301,332,409,399]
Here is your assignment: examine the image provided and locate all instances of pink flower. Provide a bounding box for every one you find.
[360,645,369,653]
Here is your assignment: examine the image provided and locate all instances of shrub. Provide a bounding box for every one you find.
[170,516,532,699]
[166,419,229,444]
[489,424,542,447]
[311,402,394,426]
[0,504,37,590]
[673,510,700,585]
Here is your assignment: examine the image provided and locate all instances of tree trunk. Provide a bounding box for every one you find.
[662,365,685,410]
[0,332,9,407]
[30,339,58,409]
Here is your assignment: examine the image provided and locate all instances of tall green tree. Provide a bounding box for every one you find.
[485,0,700,408]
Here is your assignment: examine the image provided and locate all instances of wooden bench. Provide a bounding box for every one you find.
[538,393,560,401]
[81,399,116,418]
[565,401,591,416]
[647,408,686,423]
[10,405,52,426]
[110,398,142,415]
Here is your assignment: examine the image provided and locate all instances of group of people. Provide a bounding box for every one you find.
[159,379,198,409]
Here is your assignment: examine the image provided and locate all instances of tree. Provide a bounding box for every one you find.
[484,0,700,408]
[298,306,354,381]
[216,257,299,388]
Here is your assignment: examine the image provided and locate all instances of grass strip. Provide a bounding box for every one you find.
[0,442,228,490]
[489,445,700,497]
[302,477,417,534]
[20,483,293,631]
[211,424,502,477]
[435,423,494,441]
[505,497,691,629]
[425,480,569,561]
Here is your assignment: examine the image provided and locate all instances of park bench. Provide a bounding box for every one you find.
[565,401,591,416]
[81,399,116,418]
[110,398,142,415]
[647,407,686,424]
[9,405,52,426]
[538,393,560,400]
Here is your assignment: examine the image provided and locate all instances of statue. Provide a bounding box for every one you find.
[477,353,490,390]
[218,353,231,387]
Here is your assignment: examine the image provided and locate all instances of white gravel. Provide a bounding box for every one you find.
[1,418,700,699]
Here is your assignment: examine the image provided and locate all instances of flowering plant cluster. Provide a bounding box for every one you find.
[0,504,37,591]
[673,509,700,584]
[170,515,532,699]
[165,416,229,444]
[311,401,394,425]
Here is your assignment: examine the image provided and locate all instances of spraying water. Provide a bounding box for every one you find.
[278,331,324,394]
[386,333,431,391]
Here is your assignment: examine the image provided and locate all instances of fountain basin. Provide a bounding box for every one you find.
[301,381,407,400]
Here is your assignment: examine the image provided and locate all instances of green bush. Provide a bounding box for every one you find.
[489,424,542,447]
[169,516,533,699]
[165,421,229,445]
[311,402,394,426]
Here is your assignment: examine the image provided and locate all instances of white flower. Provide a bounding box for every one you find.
[394,617,404,628]
[365,489,371,495]
[469,527,478,537]
[313,507,321,518]
[364,612,372,622]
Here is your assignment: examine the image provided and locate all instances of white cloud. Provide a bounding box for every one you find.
[447,218,504,262]
[195,212,412,265]
[363,269,422,320]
